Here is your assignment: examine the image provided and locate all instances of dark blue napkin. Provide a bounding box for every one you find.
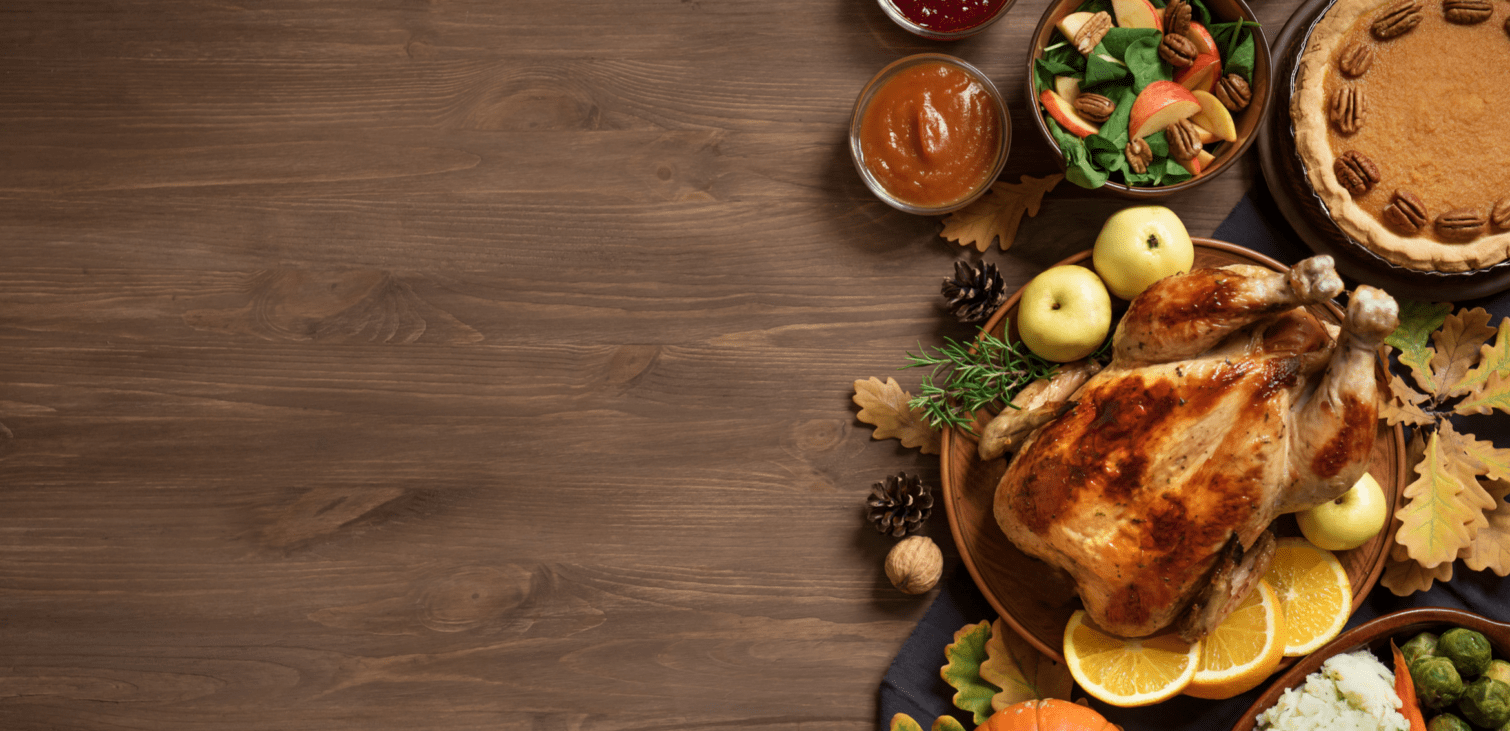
[878,187,1510,731]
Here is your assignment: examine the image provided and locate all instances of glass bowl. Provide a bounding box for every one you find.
[876,0,1016,40]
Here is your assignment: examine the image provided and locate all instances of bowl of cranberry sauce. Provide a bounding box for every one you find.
[878,0,1014,40]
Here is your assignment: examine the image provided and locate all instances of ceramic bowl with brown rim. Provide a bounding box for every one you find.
[1233,607,1510,731]
[1025,0,1272,198]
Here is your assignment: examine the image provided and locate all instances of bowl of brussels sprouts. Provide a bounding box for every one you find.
[1233,607,1510,731]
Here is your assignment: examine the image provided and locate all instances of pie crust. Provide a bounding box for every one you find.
[1292,0,1510,272]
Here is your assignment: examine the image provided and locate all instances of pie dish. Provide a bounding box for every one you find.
[1291,0,1510,272]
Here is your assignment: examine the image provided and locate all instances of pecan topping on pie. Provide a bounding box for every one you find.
[1159,32,1199,67]
[1442,0,1492,24]
[1334,151,1381,196]
[1214,74,1252,111]
[1437,208,1489,241]
[1167,119,1203,162]
[1125,138,1152,174]
[1372,0,1424,38]
[1164,0,1193,37]
[1074,93,1116,123]
[1383,190,1429,233]
[1338,41,1376,76]
[1075,12,1112,54]
[1328,86,1366,134]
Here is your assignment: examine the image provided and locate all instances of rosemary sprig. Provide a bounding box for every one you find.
[901,328,1062,433]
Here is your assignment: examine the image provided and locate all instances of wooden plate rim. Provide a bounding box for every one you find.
[939,238,1409,666]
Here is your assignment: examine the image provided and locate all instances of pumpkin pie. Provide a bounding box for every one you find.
[1292,0,1510,272]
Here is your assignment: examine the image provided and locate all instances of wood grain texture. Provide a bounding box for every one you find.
[0,0,1303,727]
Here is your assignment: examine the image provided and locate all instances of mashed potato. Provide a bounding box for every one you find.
[1256,649,1409,731]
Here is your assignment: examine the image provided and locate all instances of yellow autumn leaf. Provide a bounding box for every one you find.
[1461,479,1510,576]
[1396,429,1490,568]
[940,174,1063,253]
[853,377,940,455]
[1381,374,1435,427]
[1455,370,1510,416]
[1429,307,1496,396]
[1441,420,1510,484]
[1381,538,1454,596]
[1451,314,1510,397]
[980,617,1073,710]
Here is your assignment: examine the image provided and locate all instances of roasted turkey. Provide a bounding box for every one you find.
[983,255,1398,640]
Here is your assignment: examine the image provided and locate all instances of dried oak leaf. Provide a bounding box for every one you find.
[1396,427,1493,568]
[1382,375,1435,426]
[1442,421,1510,483]
[1383,536,1454,595]
[853,377,940,455]
[1451,316,1510,398]
[1461,478,1510,576]
[940,174,1064,253]
[1385,300,1452,394]
[980,617,1073,711]
[1455,370,1510,416]
[941,620,1001,725]
[1431,307,1497,395]
[892,716,967,731]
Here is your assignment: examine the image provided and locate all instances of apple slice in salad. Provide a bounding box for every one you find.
[1033,0,1260,189]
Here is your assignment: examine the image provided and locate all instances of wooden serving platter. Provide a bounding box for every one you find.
[939,238,1409,664]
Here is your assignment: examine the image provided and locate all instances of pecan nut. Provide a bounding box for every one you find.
[1328,86,1366,135]
[1383,190,1429,233]
[1126,137,1153,174]
[1074,11,1113,54]
[1214,74,1252,112]
[1338,41,1375,77]
[1333,151,1380,197]
[1073,93,1116,123]
[1493,198,1510,230]
[1372,0,1424,38]
[1164,0,1193,37]
[1437,208,1488,241]
[1158,32,1199,68]
[1167,119,1203,162]
[1443,0,1493,24]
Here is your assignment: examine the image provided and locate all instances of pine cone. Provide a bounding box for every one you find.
[941,260,1007,324]
[866,472,934,538]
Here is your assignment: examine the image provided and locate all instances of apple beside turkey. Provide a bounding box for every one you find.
[1092,205,1195,300]
[1296,472,1390,551]
[1015,265,1112,363]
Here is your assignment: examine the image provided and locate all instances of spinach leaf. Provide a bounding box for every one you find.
[1123,35,1170,92]
[1209,20,1261,82]
[1035,45,1086,93]
[1100,27,1160,58]
[1187,0,1212,27]
[1089,79,1136,148]
[1073,0,1115,15]
[1084,42,1131,86]
[1047,118,1109,189]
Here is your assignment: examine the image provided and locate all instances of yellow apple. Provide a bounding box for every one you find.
[1016,265,1112,362]
[1296,472,1389,551]
[1091,205,1195,300]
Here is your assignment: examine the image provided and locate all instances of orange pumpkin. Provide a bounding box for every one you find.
[974,699,1121,731]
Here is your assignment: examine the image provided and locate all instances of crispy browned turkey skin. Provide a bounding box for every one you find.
[990,256,1397,640]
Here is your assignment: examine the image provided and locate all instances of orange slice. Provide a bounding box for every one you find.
[1262,537,1353,656]
[1062,609,1202,707]
[1184,578,1287,699]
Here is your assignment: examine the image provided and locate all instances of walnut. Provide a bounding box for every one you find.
[1333,151,1380,197]
[1167,119,1203,162]
[1437,208,1488,241]
[1443,0,1492,24]
[1074,11,1113,55]
[1126,137,1153,174]
[1163,0,1193,37]
[1214,74,1252,112]
[1383,190,1429,233]
[1493,199,1510,230]
[1158,32,1199,67]
[1372,0,1424,38]
[1073,93,1116,123]
[1338,41,1375,77]
[885,535,942,595]
[1328,86,1366,135]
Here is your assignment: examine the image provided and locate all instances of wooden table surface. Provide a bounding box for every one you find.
[1,0,1307,727]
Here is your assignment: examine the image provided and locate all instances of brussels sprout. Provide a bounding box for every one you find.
[1460,677,1510,728]
[1404,632,1442,666]
[1428,713,1473,731]
[1487,659,1510,686]
[1414,655,1467,709]
[1440,628,1493,678]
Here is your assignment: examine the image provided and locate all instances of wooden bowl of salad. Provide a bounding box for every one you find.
[1026,0,1271,198]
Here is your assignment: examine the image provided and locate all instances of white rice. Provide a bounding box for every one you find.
[1255,649,1409,731]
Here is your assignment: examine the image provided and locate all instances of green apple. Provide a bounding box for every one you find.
[1296,472,1389,551]
[1091,205,1196,300]
[1016,265,1112,362]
